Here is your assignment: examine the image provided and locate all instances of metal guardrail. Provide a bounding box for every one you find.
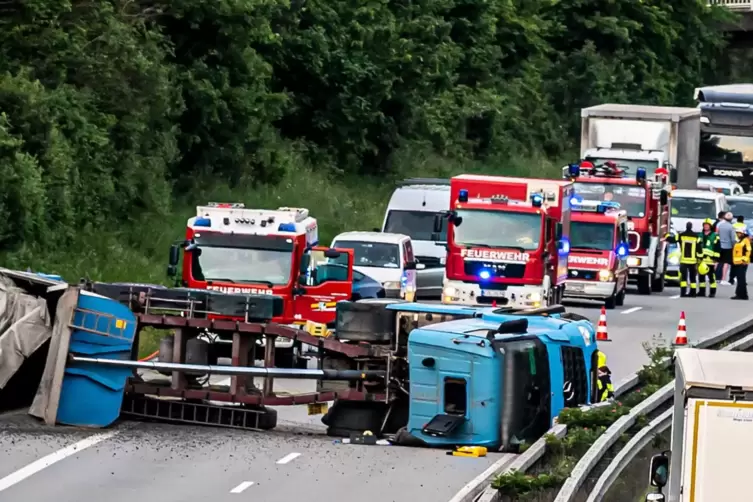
[584,329,753,502]
[555,313,753,502]
[709,0,753,11]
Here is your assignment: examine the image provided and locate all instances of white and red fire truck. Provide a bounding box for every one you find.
[566,161,670,295]
[564,200,630,309]
[437,175,574,308]
[167,203,357,366]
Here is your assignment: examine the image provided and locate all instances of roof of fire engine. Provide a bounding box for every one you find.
[453,173,572,188]
[670,189,726,201]
[332,231,410,245]
[676,348,753,392]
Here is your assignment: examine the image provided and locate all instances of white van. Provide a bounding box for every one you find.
[381,179,450,298]
[331,232,418,301]
[697,177,745,196]
[669,189,728,232]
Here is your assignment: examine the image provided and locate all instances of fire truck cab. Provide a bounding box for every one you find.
[565,200,630,309]
[437,175,574,308]
[566,162,670,295]
[167,203,356,366]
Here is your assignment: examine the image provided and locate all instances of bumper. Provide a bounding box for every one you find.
[627,256,654,277]
[441,280,545,308]
[564,280,615,299]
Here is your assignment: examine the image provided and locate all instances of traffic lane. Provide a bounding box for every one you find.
[0,421,308,502]
[565,269,753,381]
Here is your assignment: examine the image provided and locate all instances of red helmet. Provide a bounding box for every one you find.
[580,160,594,169]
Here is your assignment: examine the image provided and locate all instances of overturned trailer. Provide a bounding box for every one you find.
[2,274,606,452]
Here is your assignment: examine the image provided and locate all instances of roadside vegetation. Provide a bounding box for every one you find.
[0,0,745,282]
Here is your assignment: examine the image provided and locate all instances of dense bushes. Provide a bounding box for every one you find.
[0,0,741,269]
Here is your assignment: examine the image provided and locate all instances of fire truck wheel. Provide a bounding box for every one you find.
[604,294,617,310]
[637,275,652,295]
[322,400,387,437]
[651,274,665,292]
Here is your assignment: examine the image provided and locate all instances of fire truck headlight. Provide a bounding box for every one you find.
[527,292,542,302]
[627,257,641,267]
[478,269,491,280]
[598,269,613,282]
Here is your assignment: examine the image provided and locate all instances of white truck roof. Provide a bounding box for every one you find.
[581,104,700,121]
[332,231,409,245]
[670,189,725,200]
[676,348,753,392]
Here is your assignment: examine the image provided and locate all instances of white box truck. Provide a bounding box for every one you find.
[646,348,753,502]
[576,104,701,189]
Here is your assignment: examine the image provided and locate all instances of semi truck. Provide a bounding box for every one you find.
[437,175,573,308]
[646,348,753,502]
[569,104,701,190]
[695,84,753,192]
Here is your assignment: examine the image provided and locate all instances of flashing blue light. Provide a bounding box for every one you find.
[479,270,491,280]
[194,217,211,227]
[636,167,647,182]
[531,193,544,207]
[559,238,570,255]
[459,189,469,203]
[568,163,581,178]
[597,201,621,213]
[616,243,628,257]
[278,223,296,232]
[570,195,583,206]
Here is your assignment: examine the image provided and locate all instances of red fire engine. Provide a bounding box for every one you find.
[166,203,355,366]
[565,162,670,295]
[437,175,574,308]
[564,200,630,309]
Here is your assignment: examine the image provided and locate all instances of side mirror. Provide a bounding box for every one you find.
[648,453,670,488]
[416,263,426,270]
[556,222,563,240]
[660,190,668,206]
[404,261,417,270]
[324,249,341,259]
[167,265,177,277]
[433,213,443,233]
[669,169,677,184]
[299,253,311,274]
[169,244,180,267]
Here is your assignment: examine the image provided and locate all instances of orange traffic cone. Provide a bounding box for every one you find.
[596,306,611,342]
[673,311,688,346]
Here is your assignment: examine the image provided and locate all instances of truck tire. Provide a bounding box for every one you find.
[616,288,626,306]
[651,274,665,292]
[604,293,617,309]
[637,274,652,295]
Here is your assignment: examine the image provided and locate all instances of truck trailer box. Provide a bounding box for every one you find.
[668,348,753,502]
[580,104,700,189]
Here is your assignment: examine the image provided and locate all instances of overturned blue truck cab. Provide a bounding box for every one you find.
[401,303,599,452]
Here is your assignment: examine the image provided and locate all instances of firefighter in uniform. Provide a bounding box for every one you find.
[677,221,703,297]
[732,223,752,300]
[597,365,614,402]
[698,218,720,297]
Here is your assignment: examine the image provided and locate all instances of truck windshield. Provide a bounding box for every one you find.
[454,210,541,250]
[573,183,647,218]
[191,246,293,285]
[586,158,660,177]
[728,199,753,219]
[700,133,753,165]
[384,210,446,241]
[670,198,717,220]
[332,240,400,268]
[570,222,615,251]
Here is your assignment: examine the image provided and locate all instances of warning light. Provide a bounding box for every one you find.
[479,270,491,280]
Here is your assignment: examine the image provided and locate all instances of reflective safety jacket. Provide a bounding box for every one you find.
[699,231,720,264]
[678,230,703,265]
[597,374,614,401]
[733,237,752,265]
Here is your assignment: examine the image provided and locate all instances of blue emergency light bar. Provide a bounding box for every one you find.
[194,217,212,227]
[570,200,621,213]
[459,189,469,202]
[530,193,544,207]
[278,223,296,232]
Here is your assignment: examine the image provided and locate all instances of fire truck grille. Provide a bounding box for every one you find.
[463,261,526,279]
[568,269,597,280]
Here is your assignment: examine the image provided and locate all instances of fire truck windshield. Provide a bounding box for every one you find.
[384,210,447,241]
[573,183,646,218]
[331,240,400,268]
[191,246,293,285]
[570,222,614,251]
[586,158,660,177]
[453,209,541,250]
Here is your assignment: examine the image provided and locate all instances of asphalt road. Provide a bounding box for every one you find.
[2,271,752,502]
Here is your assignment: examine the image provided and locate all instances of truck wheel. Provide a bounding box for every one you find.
[604,293,617,310]
[616,288,626,306]
[651,274,665,293]
[637,275,652,295]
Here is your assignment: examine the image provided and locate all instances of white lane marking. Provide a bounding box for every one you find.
[276,452,302,464]
[230,481,254,493]
[670,295,680,299]
[621,307,642,314]
[0,431,118,493]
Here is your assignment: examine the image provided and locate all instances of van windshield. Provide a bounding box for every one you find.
[384,210,446,241]
[454,210,541,250]
[332,240,401,268]
[670,198,717,220]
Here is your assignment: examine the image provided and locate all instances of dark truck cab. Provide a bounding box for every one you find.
[696,84,753,192]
